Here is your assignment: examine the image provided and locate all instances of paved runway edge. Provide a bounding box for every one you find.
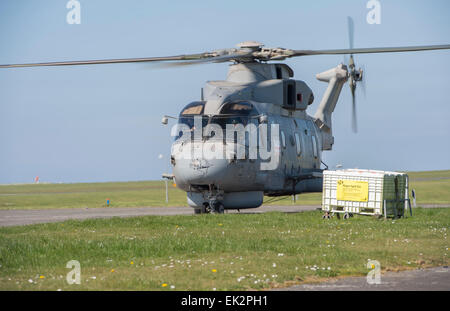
[0,205,448,227]
[0,205,321,227]
[275,266,450,291]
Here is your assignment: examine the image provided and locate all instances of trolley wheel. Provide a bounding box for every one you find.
[343,212,350,220]
[322,212,331,219]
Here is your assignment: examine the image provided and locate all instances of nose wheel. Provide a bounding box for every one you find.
[194,202,224,214]
[211,202,225,214]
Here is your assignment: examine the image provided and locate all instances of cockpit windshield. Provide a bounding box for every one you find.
[174,101,259,141]
[210,101,258,129]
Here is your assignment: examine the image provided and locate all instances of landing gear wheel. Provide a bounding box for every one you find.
[212,202,225,214]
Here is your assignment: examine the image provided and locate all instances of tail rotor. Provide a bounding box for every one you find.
[345,17,364,133]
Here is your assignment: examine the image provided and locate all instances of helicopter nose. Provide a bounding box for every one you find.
[171,140,235,187]
[173,156,230,186]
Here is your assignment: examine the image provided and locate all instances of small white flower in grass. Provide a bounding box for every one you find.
[170,285,175,289]
[272,263,277,268]
[28,279,33,283]
[277,253,284,257]
[327,267,331,270]
[213,288,216,291]
[57,289,62,291]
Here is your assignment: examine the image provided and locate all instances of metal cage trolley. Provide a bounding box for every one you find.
[321,169,412,219]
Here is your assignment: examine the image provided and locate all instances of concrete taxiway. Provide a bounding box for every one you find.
[0,205,320,227]
[277,266,450,291]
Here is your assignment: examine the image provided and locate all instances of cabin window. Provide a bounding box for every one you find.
[312,135,318,158]
[281,131,286,149]
[295,133,302,155]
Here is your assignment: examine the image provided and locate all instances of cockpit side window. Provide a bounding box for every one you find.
[180,101,205,116]
[175,101,207,141]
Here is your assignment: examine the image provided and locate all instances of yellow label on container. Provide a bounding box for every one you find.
[336,180,369,202]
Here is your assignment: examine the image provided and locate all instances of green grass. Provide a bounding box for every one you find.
[0,181,187,210]
[1,170,449,210]
[0,208,448,290]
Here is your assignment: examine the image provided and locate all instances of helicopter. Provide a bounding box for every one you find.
[1,18,449,214]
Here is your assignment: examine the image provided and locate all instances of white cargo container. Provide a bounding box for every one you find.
[321,169,410,218]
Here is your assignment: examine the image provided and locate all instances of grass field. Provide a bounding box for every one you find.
[0,170,449,210]
[0,208,448,290]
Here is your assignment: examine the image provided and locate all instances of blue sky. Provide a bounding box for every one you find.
[0,0,449,184]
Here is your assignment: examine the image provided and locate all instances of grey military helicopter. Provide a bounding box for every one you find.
[1,19,449,214]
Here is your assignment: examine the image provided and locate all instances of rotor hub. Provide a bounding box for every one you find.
[236,41,264,51]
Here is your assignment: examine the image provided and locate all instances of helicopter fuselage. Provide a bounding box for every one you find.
[169,62,347,213]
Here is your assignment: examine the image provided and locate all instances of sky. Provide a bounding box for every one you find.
[0,0,449,184]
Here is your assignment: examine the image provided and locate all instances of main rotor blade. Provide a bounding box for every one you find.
[0,53,211,69]
[291,44,450,57]
[155,52,253,68]
[347,16,354,50]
